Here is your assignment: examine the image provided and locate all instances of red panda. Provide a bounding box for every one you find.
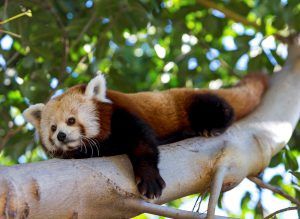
[23,73,268,199]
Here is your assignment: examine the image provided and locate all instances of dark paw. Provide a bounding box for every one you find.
[136,173,166,199]
[199,128,226,137]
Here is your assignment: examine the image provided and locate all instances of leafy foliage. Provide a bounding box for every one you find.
[0,0,299,218]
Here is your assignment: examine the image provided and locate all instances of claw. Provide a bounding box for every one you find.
[136,174,166,199]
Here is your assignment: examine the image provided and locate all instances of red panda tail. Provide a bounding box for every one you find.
[212,73,269,120]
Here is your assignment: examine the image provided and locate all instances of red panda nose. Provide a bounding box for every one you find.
[57,132,67,142]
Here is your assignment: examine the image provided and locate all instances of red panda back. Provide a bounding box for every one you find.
[107,73,268,139]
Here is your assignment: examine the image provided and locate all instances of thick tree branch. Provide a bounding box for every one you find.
[0,39,300,218]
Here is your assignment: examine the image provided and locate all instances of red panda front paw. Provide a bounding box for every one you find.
[136,172,166,199]
[199,128,225,137]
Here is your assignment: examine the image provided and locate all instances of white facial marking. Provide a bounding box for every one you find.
[39,92,100,152]
[23,74,112,154]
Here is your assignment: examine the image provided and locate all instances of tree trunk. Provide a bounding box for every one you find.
[0,41,300,219]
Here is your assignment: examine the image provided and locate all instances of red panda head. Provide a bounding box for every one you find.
[23,74,111,155]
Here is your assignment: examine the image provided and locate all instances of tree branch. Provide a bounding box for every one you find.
[264,206,298,219]
[0,126,24,151]
[0,29,21,38]
[0,38,300,218]
[196,0,260,30]
[248,177,300,207]
[43,0,69,78]
[72,10,98,48]
[207,166,227,219]
[126,199,230,219]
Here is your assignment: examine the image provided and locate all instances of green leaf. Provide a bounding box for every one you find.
[290,171,300,180]
[269,174,283,186]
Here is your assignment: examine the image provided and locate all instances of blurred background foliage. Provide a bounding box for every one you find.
[0,0,299,218]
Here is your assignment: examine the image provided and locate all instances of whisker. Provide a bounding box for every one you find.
[89,142,94,158]
[93,138,102,157]
[90,138,100,157]
[96,144,100,157]
[82,136,94,157]
[80,139,88,154]
[80,135,103,158]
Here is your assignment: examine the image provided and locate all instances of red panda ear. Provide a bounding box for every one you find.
[85,74,112,103]
[23,103,45,129]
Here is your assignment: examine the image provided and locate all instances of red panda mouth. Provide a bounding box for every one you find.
[66,145,78,151]
[64,139,77,144]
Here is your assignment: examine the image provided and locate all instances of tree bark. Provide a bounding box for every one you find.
[0,42,300,218]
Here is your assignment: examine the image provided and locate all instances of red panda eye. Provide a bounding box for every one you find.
[51,125,57,132]
[67,117,76,126]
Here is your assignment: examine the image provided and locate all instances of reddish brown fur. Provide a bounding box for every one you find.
[93,100,113,141]
[58,73,267,142]
[103,73,268,138]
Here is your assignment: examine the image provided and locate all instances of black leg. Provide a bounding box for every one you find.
[109,108,166,199]
[128,143,165,199]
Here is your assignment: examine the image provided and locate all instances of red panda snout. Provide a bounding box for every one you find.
[57,132,67,142]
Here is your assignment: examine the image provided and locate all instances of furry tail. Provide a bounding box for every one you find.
[212,73,269,120]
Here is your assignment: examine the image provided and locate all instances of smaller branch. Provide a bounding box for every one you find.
[61,37,70,74]
[0,10,32,25]
[256,187,265,218]
[126,199,229,219]
[0,29,21,38]
[48,52,89,97]
[198,40,241,78]
[196,0,260,30]
[6,52,20,66]
[249,177,300,207]
[0,126,24,151]
[72,10,98,48]
[44,0,69,77]
[3,0,8,20]
[207,166,227,219]
[218,58,241,78]
[192,189,208,212]
[264,206,298,219]
[274,33,300,45]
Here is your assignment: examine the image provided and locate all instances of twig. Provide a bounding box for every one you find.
[6,52,20,66]
[192,193,202,212]
[196,0,260,31]
[126,199,229,219]
[264,206,298,219]
[3,0,8,21]
[72,10,98,48]
[198,40,241,78]
[207,166,227,219]
[218,58,241,78]
[47,51,89,97]
[44,0,69,74]
[0,29,21,38]
[0,10,32,25]
[249,177,300,207]
[41,0,70,92]
[0,126,24,151]
[191,0,288,45]
[193,189,208,213]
